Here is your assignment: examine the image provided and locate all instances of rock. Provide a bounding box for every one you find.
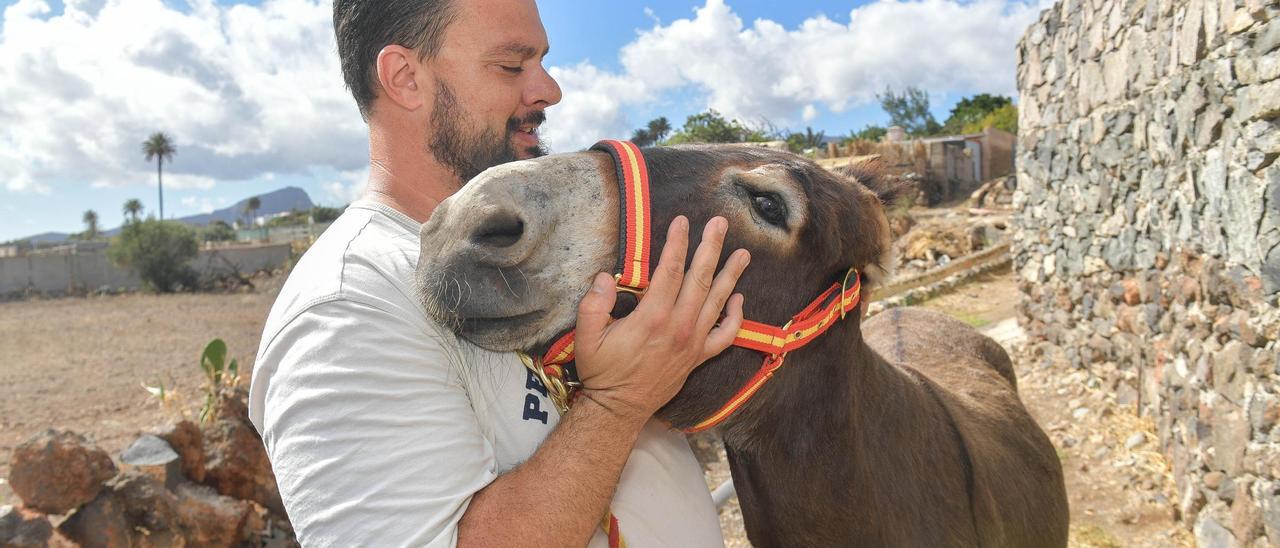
[174,482,252,546]
[1212,341,1251,403]
[1232,481,1264,544]
[120,435,182,490]
[9,429,117,514]
[1205,471,1225,489]
[58,472,181,548]
[156,420,205,484]
[215,387,251,425]
[0,505,53,548]
[1125,432,1146,450]
[1212,403,1250,476]
[1122,278,1142,305]
[1197,511,1237,548]
[202,418,284,516]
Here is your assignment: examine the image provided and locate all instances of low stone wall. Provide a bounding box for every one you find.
[1015,0,1279,543]
[0,243,292,295]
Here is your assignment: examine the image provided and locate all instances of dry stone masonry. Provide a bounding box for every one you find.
[1015,0,1279,544]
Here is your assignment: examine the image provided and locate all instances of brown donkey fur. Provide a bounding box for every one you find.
[615,147,1069,547]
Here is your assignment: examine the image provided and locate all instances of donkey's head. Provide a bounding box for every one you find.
[417,144,903,429]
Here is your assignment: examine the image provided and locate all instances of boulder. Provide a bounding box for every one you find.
[9,430,117,514]
[120,435,182,490]
[202,418,284,516]
[174,482,253,546]
[0,505,53,548]
[156,420,205,484]
[58,472,180,548]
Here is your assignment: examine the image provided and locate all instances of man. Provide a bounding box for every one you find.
[247,0,750,545]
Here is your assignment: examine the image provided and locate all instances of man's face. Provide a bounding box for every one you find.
[424,0,562,183]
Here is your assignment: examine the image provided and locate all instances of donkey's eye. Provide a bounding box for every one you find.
[750,192,788,228]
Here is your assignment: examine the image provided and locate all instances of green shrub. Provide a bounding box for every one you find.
[107,218,199,292]
[201,220,236,242]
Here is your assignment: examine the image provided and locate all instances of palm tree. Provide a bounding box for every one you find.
[243,196,262,228]
[82,210,99,240]
[647,117,672,143]
[142,133,176,220]
[123,198,143,223]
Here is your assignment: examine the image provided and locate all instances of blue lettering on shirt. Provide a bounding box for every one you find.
[523,369,549,423]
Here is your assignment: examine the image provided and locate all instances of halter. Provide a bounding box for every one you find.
[520,139,864,433]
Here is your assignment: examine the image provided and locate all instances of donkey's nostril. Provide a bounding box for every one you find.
[471,210,525,249]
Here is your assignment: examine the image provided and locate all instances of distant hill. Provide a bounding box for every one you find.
[15,187,316,244]
[174,186,314,228]
[21,232,74,245]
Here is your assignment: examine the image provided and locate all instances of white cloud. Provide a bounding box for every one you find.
[542,0,1044,151]
[0,0,366,195]
[322,167,369,205]
[179,195,216,213]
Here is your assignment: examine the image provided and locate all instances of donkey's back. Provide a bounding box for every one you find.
[863,307,1070,547]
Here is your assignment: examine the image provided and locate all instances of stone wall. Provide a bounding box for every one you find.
[1014,0,1280,544]
[0,243,293,294]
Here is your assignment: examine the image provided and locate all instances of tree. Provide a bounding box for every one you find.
[666,109,770,144]
[142,133,176,220]
[961,104,1018,135]
[646,117,671,143]
[844,125,888,144]
[108,219,199,292]
[202,220,237,242]
[243,196,261,228]
[785,126,826,153]
[123,199,144,223]
[877,86,941,136]
[82,210,99,240]
[629,116,673,147]
[942,94,1013,134]
[311,206,343,224]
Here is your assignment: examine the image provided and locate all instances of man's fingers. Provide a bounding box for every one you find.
[574,272,617,355]
[703,293,745,359]
[674,217,728,321]
[638,216,688,310]
[694,248,749,335]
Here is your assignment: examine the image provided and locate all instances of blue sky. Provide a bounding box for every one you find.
[0,0,1043,241]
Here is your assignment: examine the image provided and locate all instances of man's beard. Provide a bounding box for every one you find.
[428,81,548,184]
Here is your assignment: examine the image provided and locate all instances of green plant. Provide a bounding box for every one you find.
[199,338,240,422]
[665,109,772,144]
[877,86,941,136]
[311,206,343,223]
[107,218,199,292]
[960,104,1018,135]
[142,132,176,219]
[202,220,237,242]
[942,94,1012,134]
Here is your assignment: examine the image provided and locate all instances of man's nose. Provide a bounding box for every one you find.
[525,64,562,107]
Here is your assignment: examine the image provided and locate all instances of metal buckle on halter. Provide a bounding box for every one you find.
[613,273,647,297]
[840,267,859,320]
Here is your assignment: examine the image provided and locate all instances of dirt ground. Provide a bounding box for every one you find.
[2,271,1193,545]
[0,289,277,506]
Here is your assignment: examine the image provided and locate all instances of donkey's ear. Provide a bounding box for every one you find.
[832,161,915,212]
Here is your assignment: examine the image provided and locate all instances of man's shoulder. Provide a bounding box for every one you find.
[262,200,426,338]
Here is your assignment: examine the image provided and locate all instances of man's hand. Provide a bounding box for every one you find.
[573,215,749,421]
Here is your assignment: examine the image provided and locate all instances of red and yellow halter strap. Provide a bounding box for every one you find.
[525,139,863,432]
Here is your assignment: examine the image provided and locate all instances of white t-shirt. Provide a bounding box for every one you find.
[248,200,722,547]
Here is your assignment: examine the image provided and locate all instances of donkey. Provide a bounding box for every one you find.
[415,144,1069,547]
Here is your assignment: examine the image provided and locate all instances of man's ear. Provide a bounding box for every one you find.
[375,45,427,111]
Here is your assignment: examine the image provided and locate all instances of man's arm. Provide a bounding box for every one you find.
[457,216,749,547]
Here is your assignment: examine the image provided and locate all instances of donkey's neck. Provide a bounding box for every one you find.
[718,318,905,456]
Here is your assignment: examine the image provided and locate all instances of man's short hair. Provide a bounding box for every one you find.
[333,0,459,120]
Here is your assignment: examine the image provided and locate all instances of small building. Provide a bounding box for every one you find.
[824,126,1016,205]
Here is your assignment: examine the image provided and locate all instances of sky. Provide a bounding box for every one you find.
[0,0,1048,241]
